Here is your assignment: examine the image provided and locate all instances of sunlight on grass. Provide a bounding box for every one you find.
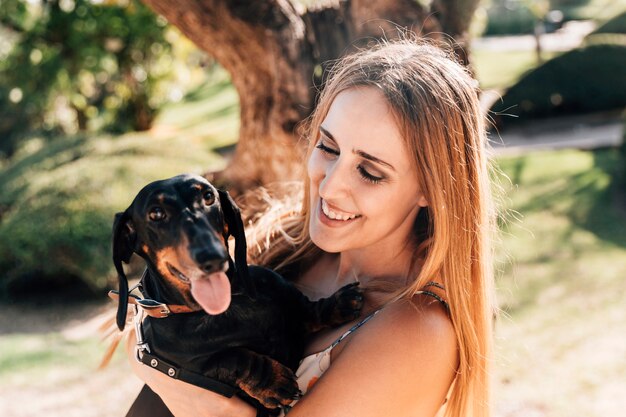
[0,330,141,416]
[0,333,102,380]
[493,148,626,417]
[154,69,239,149]
[473,49,560,90]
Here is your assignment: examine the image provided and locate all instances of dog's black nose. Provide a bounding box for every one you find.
[195,253,229,274]
[201,259,227,274]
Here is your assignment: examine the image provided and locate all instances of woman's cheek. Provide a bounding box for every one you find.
[307,152,324,186]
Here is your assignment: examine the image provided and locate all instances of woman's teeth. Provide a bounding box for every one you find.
[322,199,360,221]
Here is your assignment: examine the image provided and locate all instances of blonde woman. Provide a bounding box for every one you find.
[126,39,496,417]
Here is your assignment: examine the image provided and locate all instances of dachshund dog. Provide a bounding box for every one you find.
[111,174,363,414]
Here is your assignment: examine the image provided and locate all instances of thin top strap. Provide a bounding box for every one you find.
[330,308,382,349]
[416,281,450,314]
[328,280,448,349]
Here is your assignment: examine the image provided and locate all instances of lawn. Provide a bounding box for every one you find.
[473,49,560,90]
[493,149,626,417]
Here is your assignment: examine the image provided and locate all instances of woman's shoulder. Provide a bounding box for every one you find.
[297,295,457,416]
[370,295,455,352]
[332,293,457,372]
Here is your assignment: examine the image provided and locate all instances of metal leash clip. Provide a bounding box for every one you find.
[133,304,151,362]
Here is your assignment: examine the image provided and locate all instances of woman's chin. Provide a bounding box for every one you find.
[309,225,343,253]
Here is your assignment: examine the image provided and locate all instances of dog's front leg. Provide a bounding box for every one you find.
[206,348,301,410]
[302,282,364,333]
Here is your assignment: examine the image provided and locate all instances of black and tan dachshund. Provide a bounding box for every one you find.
[111,174,363,414]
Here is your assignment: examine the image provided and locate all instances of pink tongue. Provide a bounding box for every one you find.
[190,272,231,315]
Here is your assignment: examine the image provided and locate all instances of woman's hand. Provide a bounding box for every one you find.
[125,331,257,417]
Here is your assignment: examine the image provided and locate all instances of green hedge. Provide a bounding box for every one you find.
[0,132,223,298]
[591,11,626,35]
[490,42,626,128]
[484,3,536,36]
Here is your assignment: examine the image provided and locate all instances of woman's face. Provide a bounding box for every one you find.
[307,87,428,255]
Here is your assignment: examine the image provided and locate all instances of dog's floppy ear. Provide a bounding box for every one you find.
[112,210,135,330]
[218,189,254,297]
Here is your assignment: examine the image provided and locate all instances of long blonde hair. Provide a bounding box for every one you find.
[245,39,496,417]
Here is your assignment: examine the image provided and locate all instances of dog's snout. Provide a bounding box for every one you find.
[191,245,229,274]
[198,257,228,274]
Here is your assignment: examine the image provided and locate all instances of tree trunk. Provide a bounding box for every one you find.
[140,0,478,191]
[431,0,481,68]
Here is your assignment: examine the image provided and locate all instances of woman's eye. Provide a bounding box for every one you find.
[315,141,339,156]
[148,207,166,222]
[203,190,215,206]
[357,166,384,184]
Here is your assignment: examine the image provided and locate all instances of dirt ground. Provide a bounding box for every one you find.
[3,286,626,417]
[0,300,143,417]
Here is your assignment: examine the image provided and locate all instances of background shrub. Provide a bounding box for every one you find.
[0,132,223,298]
[484,1,537,36]
[591,10,626,35]
[0,0,173,158]
[490,42,626,128]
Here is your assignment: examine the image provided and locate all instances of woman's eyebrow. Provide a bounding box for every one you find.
[319,125,395,171]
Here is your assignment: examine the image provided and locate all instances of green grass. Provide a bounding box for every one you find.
[0,333,105,380]
[155,71,239,149]
[473,49,561,90]
[560,0,626,22]
[493,148,626,416]
[0,323,142,416]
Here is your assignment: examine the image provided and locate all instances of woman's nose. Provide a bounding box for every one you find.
[318,159,350,200]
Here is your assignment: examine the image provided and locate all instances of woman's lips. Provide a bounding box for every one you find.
[318,198,361,227]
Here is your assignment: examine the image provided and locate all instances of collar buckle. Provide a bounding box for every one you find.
[136,299,171,318]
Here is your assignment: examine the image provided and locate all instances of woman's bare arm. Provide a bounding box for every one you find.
[286,297,458,417]
[125,332,256,417]
[124,295,455,417]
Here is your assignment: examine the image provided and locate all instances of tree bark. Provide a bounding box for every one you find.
[431,0,481,68]
[140,0,478,191]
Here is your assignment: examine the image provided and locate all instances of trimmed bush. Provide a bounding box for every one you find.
[490,42,626,128]
[591,10,626,35]
[484,3,536,36]
[621,112,626,182]
[0,132,223,298]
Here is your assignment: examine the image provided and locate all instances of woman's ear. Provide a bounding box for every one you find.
[417,194,428,208]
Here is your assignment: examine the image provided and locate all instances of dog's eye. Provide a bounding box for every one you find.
[148,207,166,222]
[203,191,215,206]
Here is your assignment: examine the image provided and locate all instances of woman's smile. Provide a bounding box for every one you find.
[317,198,362,228]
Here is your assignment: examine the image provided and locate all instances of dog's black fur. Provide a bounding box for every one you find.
[113,174,363,412]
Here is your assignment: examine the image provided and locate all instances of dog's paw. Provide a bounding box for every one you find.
[240,361,301,409]
[332,282,364,323]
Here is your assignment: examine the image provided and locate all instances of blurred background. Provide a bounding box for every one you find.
[0,0,624,416]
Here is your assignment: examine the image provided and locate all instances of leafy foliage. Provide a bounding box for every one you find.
[490,42,626,127]
[483,1,537,36]
[0,0,173,157]
[0,133,224,297]
[0,75,238,299]
[590,10,626,35]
